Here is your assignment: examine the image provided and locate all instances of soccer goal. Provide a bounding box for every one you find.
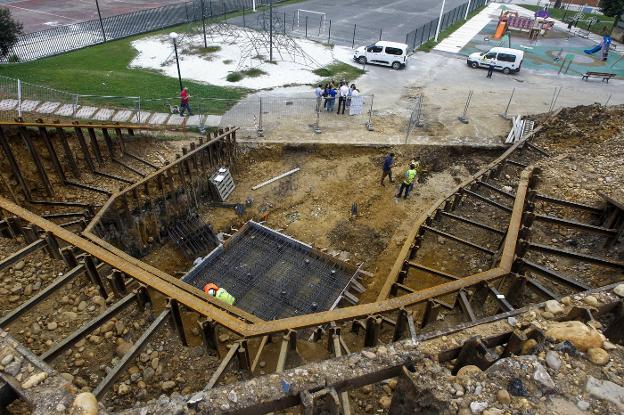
[296,9,327,35]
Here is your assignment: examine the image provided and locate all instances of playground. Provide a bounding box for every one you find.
[456,5,624,79]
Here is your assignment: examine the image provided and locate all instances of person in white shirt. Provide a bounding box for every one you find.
[314,84,323,112]
[337,81,350,115]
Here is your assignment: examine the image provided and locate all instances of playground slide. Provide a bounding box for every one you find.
[584,44,602,54]
[493,21,507,40]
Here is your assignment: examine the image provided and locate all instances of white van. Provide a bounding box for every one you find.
[354,41,408,70]
[467,47,524,74]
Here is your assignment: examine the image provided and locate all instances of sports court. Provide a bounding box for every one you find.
[227,0,468,44]
[0,0,183,33]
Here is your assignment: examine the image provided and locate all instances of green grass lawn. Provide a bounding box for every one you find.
[0,31,247,114]
[518,4,614,36]
[418,6,486,52]
[312,62,366,85]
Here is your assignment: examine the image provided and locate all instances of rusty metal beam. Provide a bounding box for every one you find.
[422,225,496,254]
[440,211,505,234]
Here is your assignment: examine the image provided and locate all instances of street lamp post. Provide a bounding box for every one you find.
[434,0,447,42]
[169,32,183,91]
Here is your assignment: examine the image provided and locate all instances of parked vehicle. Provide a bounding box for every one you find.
[467,47,524,74]
[353,41,408,70]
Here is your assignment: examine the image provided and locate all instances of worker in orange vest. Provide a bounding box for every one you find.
[203,283,236,305]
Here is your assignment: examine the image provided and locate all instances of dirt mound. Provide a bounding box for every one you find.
[328,220,389,259]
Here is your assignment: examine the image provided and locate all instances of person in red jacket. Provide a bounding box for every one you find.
[180,87,192,116]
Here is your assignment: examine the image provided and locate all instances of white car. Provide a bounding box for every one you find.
[354,41,408,70]
[467,47,524,74]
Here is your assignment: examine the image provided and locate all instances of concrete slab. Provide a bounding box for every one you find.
[131,111,151,123]
[93,108,114,121]
[112,110,134,122]
[435,3,499,54]
[55,104,79,117]
[186,115,206,127]
[147,112,170,125]
[167,115,186,126]
[19,100,40,112]
[75,106,98,118]
[205,115,222,127]
[0,99,18,111]
[35,102,61,114]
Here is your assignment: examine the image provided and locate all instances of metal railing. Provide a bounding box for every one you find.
[405,0,488,52]
[0,0,282,63]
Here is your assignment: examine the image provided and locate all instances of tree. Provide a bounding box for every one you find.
[0,8,24,59]
[600,0,624,32]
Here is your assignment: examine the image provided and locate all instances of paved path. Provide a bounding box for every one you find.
[0,99,222,129]
[435,3,500,54]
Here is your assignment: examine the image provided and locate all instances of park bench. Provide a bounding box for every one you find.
[581,72,617,83]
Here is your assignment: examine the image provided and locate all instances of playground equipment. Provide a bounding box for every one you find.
[494,10,554,41]
[584,34,613,61]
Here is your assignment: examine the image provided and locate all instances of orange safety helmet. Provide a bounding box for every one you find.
[203,283,219,297]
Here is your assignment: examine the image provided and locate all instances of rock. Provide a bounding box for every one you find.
[60,373,74,383]
[362,384,373,394]
[583,295,599,307]
[23,284,32,296]
[142,367,155,381]
[4,361,21,376]
[483,409,504,415]
[161,381,176,392]
[585,376,624,410]
[70,392,98,415]
[520,339,537,355]
[560,296,572,305]
[115,341,132,357]
[77,301,87,311]
[577,400,590,411]
[91,296,106,307]
[117,383,130,395]
[545,321,603,351]
[31,323,41,335]
[614,284,624,298]
[362,350,376,359]
[13,261,25,271]
[457,365,482,378]
[22,372,48,389]
[259,361,266,368]
[545,351,562,370]
[603,341,617,351]
[62,311,79,321]
[587,348,609,365]
[470,401,488,414]
[218,334,230,343]
[544,300,564,314]
[507,378,528,397]
[73,376,88,388]
[533,363,556,390]
[47,321,58,331]
[1,354,13,366]
[114,320,125,335]
[151,357,159,370]
[56,404,66,412]
[555,340,578,356]
[496,389,511,404]
[88,335,102,345]
[378,396,392,410]
[387,378,398,390]
[228,390,238,403]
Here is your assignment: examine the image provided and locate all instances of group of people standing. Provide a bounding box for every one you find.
[381,153,421,199]
[315,81,360,114]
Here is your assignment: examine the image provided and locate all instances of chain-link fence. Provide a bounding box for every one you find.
[405,0,488,52]
[1,0,285,63]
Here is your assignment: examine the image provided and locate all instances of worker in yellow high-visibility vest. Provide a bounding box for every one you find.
[395,163,418,199]
[203,283,236,305]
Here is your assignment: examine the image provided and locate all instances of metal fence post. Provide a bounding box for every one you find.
[201,0,208,47]
[17,79,22,118]
[604,94,612,107]
[434,0,446,42]
[305,16,308,38]
[366,94,374,131]
[379,28,382,41]
[242,3,246,27]
[137,96,141,123]
[95,0,107,42]
[257,97,264,137]
[284,12,286,35]
[465,0,472,19]
[500,87,515,119]
[352,24,357,48]
[458,90,473,124]
[328,19,332,43]
[72,95,78,118]
[548,87,561,113]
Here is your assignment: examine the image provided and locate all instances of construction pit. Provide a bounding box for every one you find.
[0,104,623,415]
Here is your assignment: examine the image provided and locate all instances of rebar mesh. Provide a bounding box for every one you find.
[182,221,356,320]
